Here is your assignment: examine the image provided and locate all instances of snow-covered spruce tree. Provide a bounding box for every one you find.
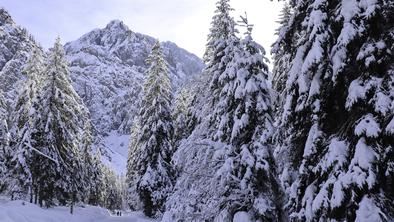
[70,115,100,211]
[273,0,394,221]
[172,88,191,147]
[30,37,89,207]
[182,73,211,139]
[164,2,282,221]
[271,1,293,97]
[163,1,233,221]
[7,48,44,201]
[271,2,296,177]
[79,119,100,204]
[179,0,236,141]
[87,149,105,206]
[205,0,237,106]
[0,89,10,193]
[179,0,237,143]
[126,41,174,218]
[126,117,142,211]
[101,165,122,211]
[0,89,7,140]
[209,16,282,221]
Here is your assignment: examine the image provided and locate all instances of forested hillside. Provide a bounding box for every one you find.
[0,0,393,222]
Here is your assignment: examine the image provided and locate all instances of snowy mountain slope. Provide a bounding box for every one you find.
[101,131,130,175]
[64,20,204,171]
[0,8,39,107]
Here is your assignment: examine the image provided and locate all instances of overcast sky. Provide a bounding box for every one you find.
[1,0,283,60]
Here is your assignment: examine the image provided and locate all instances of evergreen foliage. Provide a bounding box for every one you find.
[8,48,44,200]
[172,88,191,147]
[212,15,283,221]
[126,41,174,218]
[0,89,10,193]
[273,0,394,221]
[28,38,90,207]
[164,2,281,221]
[205,0,238,105]
[1,1,394,221]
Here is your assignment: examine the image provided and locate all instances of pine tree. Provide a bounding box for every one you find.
[126,117,142,211]
[183,73,211,138]
[164,2,282,220]
[79,118,97,204]
[127,41,174,217]
[101,165,122,211]
[0,89,10,193]
[8,48,44,201]
[273,0,394,221]
[271,1,293,96]
[210,15,282,221]
[172,88,191,147]
[177,0,237,142]
[88,149,105,206]
[204,0,237,106]
[31,37,89,207]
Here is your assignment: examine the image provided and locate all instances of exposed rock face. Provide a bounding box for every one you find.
[64,20,204,136]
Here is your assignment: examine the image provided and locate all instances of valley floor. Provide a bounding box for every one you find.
[0,197,155,222]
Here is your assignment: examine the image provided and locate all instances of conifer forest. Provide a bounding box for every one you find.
[0,0,393,221]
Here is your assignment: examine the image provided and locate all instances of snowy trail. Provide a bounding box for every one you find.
[0,198,155,222]
[94,216,146,222]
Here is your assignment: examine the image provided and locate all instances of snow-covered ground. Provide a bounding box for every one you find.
[0,197,155,222]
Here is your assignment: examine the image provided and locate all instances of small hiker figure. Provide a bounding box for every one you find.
[120,211,122,216]
[116,211,120,216]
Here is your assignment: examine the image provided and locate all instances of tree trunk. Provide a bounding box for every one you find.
[70,203,74,215]
[34,186,38,204]
[30,189,33,203]
[70,191,75,214]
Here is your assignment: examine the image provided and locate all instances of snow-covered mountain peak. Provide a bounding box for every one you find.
[105,19,128,31]
[0,8,14,26]
[65,19,204,88]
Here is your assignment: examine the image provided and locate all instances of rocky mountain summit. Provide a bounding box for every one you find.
[65,19,204,136]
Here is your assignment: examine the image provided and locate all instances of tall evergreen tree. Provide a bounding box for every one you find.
[30,37,89,207]
[127,41,174,218]
[210,15,282,221]
[178,0,237,141]
[87,149,106,206]
[203,0,234,62]
[79,118,98,204]
[205,0,237,106]
[126,117,142,211]
[8,48,44,200]
[164,2,282,221]
[271,1,293,96]
[0,89,10,193]
[273,0,394,221]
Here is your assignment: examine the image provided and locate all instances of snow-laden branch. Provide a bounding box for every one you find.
[24,142,58,164]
